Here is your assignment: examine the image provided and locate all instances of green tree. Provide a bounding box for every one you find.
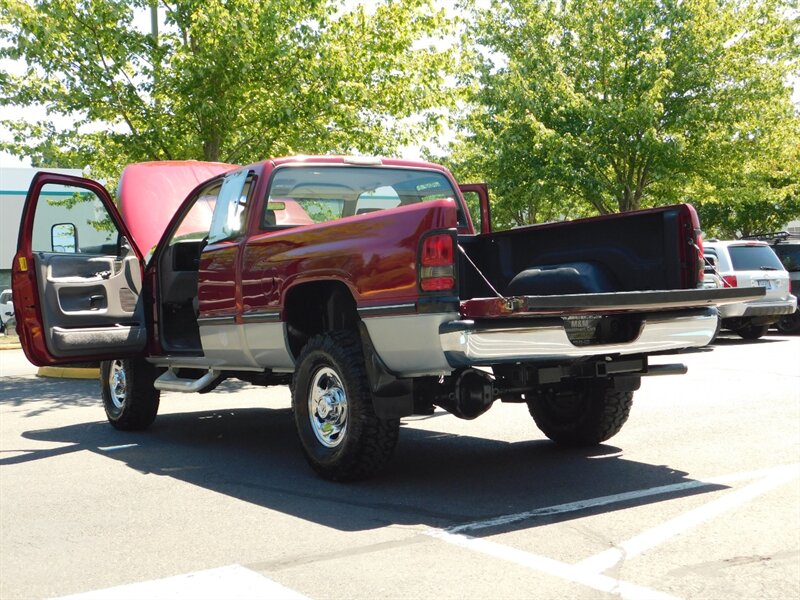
[0,0,458,182]
[447,0,800,232]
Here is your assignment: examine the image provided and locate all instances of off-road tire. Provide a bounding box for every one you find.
[735,323,769,340]
[101,358,160,431]
[292,331,400,481]
[528,384,633,446]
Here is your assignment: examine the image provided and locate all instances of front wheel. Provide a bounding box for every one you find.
[292,331,400,481]
[101,358,160,430]
[528,383,633,446]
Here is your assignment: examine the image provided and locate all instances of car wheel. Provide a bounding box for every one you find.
[528,383,633,446]
[735,323,770,340]
[292,330,400,481]
[777,311,800,334]
[101,358,160,430]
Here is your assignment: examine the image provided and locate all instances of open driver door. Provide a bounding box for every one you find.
[12,172,147,366]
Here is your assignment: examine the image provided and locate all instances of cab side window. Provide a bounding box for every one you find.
[207,170,253,244]
[167,182,222,248]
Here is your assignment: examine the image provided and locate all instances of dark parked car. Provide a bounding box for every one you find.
[764,233,800,333]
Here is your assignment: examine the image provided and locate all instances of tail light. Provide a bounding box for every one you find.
[419,233,455,292]
[722,275,738,288]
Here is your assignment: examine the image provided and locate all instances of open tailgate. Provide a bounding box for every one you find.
[460,287,765,318]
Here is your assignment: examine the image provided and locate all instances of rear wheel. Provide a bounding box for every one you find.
[735,323,769,340]
[777,311,800,334]
[292,331,400,481]
[101,358,160,430]
[528,383,633,446]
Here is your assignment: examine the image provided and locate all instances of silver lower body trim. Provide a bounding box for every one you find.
[158,321,295,372]
[363,312,459,377]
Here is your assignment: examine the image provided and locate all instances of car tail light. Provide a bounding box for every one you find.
[419,233,455,292]
[722,275,738,288]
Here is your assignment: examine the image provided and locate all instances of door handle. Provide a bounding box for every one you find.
[89,295,104,309]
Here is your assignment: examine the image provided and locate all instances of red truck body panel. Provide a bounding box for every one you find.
[233,199,458,320]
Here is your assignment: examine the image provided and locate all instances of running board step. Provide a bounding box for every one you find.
[154,368,219,393]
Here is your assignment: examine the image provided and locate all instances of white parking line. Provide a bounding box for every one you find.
[448,463,800,534]
[427,529,680,600]
[53,564,309,600]
[97,443,139,452]
[575,463,800,574]
[425,464,799,599]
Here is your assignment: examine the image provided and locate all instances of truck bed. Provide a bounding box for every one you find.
[458,205,699,300]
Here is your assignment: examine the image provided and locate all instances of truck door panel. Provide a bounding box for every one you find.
[32,252,145,356]
[12,172,146,365]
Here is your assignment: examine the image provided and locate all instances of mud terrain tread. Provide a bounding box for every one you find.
[101,358,160,431]
[528,386,633,446]
[292,330,399,481]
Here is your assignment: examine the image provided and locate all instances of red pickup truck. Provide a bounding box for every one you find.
[12,156,761,480]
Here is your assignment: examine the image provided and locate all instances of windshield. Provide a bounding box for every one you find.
[728,245,785,271]
[263,166,463,228]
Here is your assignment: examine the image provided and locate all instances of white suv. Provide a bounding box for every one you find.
[0,289,13,334]
[703,241,797,339]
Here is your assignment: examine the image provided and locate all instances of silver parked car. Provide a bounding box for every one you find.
[703,240,797,339]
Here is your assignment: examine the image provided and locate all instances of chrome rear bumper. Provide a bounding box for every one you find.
[440,308,717,367]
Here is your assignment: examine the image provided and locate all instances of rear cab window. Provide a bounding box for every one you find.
[262,166,465,229]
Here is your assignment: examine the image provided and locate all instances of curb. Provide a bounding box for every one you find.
[0,334,21,350]
[37,366,100,380]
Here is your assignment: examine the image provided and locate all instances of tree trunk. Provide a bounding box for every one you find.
[203,135,221,162]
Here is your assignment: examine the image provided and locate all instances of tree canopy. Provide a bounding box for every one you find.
[0,0,458,181]
[2,0,798,237]
[447,0,800,235]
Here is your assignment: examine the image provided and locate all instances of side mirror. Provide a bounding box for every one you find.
[51,223,78,253]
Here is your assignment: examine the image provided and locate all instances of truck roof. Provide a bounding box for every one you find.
[118,156,452,257]
[263,155,451,172]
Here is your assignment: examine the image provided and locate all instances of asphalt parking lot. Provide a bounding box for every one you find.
[1,331,798,599]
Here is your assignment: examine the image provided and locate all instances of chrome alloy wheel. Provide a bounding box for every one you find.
[308,366,348,448]
[108,360,127,410]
